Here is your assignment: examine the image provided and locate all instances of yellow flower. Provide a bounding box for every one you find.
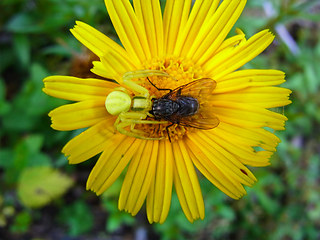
[43,0,291,223]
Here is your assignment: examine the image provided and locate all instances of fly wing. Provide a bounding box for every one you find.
[179,111,220,130]
[162,79,220,130]
[163,78,216,103]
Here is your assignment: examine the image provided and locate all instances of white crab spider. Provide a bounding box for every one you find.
[105,70,169,140]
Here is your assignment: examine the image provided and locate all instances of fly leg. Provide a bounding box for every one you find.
[165,123,175,143]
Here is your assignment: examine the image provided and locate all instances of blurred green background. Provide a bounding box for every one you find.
[0,0,319,239]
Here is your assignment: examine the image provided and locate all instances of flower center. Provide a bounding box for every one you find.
[134,56,204,141]
[142,56,204,95]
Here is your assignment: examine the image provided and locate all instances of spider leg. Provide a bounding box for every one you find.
[116,121,166,140]
[123,70,170,97]
[116,111,167,140]
[123,70,169,80]
[113,86,129,93]
[117,122,163,140]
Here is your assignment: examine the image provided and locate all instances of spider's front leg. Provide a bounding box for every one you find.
[122,70,170,98]
[116,112,167,140]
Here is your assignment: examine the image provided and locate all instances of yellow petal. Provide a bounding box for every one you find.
[215,28,246,54]
[118,140,146,212]
[209,123,278,166]
[105,0,150,64]
[133,0,164,57]
[186,0,246,64]
[192,131,257,186]
[213,86,292,108]
[185,136,245,199]
[163,0,192,54]
[147,140,173,224]
[94,50,137,82]
[174,0,220,56]
[43,76,117,101]
[172,140,204,222]
[91,61,117,80]
[208,127,274,166]
[119,140,158,216]
[87,135,137,194]
[211,101,288,130]
[48,99,109,131]
[62,120,115,164]
[100,51,136,83]
[205,29,275,79]
[70,21,135,69]
[214,69,286,92]
[173,166,193,222]
[216,122,280,151]
[186,133,248,196]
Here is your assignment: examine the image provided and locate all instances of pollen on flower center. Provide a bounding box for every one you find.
[132,56,205,141]
[142,56,204,96]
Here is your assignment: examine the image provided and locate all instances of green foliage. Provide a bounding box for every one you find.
[0,78,10,116]
[0,0,319,239]
[101,181,135,232]
[0,135,52,185]
[58,200,94,236]
[10,211,32,234]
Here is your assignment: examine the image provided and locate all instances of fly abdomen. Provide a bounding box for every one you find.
[176,97,199,117]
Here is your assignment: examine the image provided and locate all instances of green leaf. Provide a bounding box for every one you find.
[293,0,320,12]
[6,13,44,33]
[58,200,94,236]
[3,134,52,184]
[106,212,134,232]
[42,45,73,57]
[18,166,74,208]
[0,101,10,116]
[13,34,30,68]
[0,78,6,100]
[9,211,32,234]
[304,64,319,95]
[0,78,10,116]
[1,63,61,132]
[0,149,14,169]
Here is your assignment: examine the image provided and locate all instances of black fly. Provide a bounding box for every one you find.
[147,77,220,142]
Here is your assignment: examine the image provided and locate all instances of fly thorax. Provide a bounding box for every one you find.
[152,99,179,118]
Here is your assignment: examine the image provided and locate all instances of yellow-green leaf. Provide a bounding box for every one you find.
[18,166,74,208]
